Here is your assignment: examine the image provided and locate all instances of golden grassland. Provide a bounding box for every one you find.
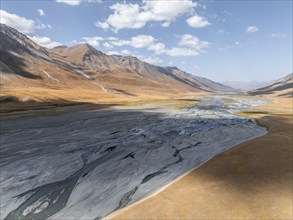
[0,87,202,119]
[1,85,292,219]
[108,96,292,220]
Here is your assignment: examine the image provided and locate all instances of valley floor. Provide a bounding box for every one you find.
[0,94,266,219]
[109,97,293,220]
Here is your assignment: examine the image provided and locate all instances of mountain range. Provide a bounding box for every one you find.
[0,23,233,106]
[249,73,292,98]
[222,80,277,91]
[1,23,291,109]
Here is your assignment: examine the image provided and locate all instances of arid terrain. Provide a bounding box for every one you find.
[0,23,292,220]
[109,96,293,220]
[1,94,270,219]
[0,23,232,117]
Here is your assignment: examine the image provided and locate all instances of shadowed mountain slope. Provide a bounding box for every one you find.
[0,23,233,105]
[249,73,292,98]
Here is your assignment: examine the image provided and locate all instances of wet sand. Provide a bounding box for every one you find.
[109,98,292,219]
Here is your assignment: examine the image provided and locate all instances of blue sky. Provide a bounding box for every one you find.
[1,0,292,82]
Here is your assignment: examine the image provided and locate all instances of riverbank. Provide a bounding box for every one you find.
[108,97,292,219]
[0,94,203,120]
[0,95,266,219]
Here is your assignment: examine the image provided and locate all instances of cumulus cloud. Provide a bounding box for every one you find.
[130,35,155,48]
[103,42,113,48]
[56,0,101,6]
[107,37,118,41]
[186,14,210,28]
[107,51,121,55]
[111,39,131,47]
[56,0,80,6]
[109,35,155,48]
[142,56,163,65]
[0,10,50,34]
[37,9,45,16]
[147,42,166,54]
[96,0,197,32]
[271,33,286,38]
[178,34,210,50]
[29,35,61,48]
[246,26,259,33]
[165,47,199,57]
[121,49,131,55]
[106,34,207,57]
[162,22,171,27]
[81,36,104,46]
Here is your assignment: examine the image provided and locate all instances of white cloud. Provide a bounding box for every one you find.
[96,0,197,32]
[56,0,80,6]
[37,9,45,16]
[246,26,259,33]
[165,47,199,57]
[103,42,113,48]
[142,56,163,65]
[162,22,171,27]
[28,35,61,48]
[271,33,286,38]
[121,49,130,55]
[97,21,110,29]
[37,23,51,29]
[56,0,101,6]
[107,51,121,55]
[81,36,104,47]
[0,10,50,33]
[147,42,166,54]
[103,34,206,57]
[98,33,209,58]
[111,39,131,47]
[186,14,210,28]
[107,37,118,41]
[178,34,210,50]
[109,35,155,48]
[143,0,196,21]
[130,35,155,48]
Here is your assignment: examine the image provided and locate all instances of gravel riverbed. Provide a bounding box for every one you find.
[0,95,267,220]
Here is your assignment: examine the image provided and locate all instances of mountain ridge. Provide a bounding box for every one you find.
[249,73,292,97]
[0,23,234,106]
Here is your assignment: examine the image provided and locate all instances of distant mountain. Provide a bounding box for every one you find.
[0,23,233,102]
[249,73,292,98]
[223,80,277,91]
[164,66,234,92]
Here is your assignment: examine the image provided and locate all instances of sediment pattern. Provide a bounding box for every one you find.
[0,96,267,219]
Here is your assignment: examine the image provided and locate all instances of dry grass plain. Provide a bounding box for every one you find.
[108,96,293,220]
[0,87,202,119]
[1,86,291,219]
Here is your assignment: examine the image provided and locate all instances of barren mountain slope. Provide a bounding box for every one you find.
[0,24,233,110]
[249,73,292,97]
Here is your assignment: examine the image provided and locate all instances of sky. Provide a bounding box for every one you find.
[1,0,292,82]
